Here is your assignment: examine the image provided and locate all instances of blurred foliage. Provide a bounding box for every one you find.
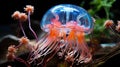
[80,0,116,41]
[89,0,115,19]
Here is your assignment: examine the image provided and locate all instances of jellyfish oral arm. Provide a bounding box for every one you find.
[76,32,92,63]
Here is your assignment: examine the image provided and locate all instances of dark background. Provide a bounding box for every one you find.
[0,0,120,37]
[0,0,87,25]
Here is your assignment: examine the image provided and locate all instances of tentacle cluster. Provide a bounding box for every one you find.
[28,14,92,65]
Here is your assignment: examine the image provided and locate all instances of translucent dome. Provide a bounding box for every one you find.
[40,4,94,34]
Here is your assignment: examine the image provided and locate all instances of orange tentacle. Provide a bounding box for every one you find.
[67,30,76,40]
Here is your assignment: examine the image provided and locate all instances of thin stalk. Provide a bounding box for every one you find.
[104,7,109,19]
[19,21,26,37]
[28,11,38,42]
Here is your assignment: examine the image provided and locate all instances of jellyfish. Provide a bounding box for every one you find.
[28,4,94,66]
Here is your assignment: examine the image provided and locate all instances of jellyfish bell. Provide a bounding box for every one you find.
[40,4,94,34]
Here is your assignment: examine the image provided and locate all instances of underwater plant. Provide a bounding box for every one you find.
[104,20,120,37]
[7,4,94,67]
[80,0,116,41]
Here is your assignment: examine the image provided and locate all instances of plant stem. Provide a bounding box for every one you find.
[19,21,26,37]
[28,11,38,42]
[104,7,109,19]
